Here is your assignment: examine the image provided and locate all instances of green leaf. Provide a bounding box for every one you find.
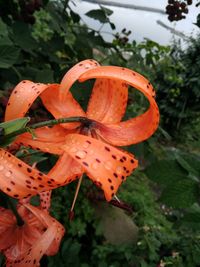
[175,154,199,180]
[160,179,198,208]
[0,117,30,146]
[145,159,188,186]
[85,9,109,23]
[12,22,38,52]
[35,69,54,83]
[0,117,30,135]
[194,13,200,28]
[0,45,20,68]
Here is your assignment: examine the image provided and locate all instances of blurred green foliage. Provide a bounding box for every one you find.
[0,0,200,266]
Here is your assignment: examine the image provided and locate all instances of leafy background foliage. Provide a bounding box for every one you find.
[0,0,200,266]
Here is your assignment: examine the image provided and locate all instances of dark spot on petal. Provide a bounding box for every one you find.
[27,167,32,173]
[105,146,110,152]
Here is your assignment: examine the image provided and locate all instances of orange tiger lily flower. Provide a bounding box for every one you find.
[5,59,159,201]
[0,198,65,267]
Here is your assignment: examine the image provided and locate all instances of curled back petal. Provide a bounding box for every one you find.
[15,125,70,155]
[23,204,65,256]
[40,84,85,130]
[0,209,16,251]
[63,134,138,201]
[87,78,128,124]
[59,59,100,100]
[6,221,64,267]
[5,81,51,121]
[48,152,83,184]
[79,66,160,146]
[0,148,70,199]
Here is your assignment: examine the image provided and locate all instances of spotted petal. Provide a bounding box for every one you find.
[59,59,100,100]
[79,66,159,146]
[40,84,85,130]
[5,81,51,121]
[0,148,75,199]
[6,204,65,267]
[87,78,128,123]
[15,125,71,155]
[48,152,83,184]
[63,134,138,201]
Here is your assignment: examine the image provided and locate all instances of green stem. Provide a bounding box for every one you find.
[3,116,88,141]
[7,198,24,226]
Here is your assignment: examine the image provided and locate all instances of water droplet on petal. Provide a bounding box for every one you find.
[116,166,123,175]
[76,150,87,159]
[70,147,77,153]
[88,149,94,156]
[83,142,89,149]
[104,161,113,170]
[91,162,99,170]
[5,171,12,177]
[0,165,4,171]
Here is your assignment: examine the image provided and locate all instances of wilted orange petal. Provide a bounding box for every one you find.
[59,59,100,100]
[79,66,159,146]
[87,78,128,123]
[0,149,66,199]
[15,125,70,155]
[63,134,138,201]
[40,84,85,130]
[48,152,83,184]
[6,222,63,267]
[0,209,16,251]
[23,204,65,257]
[5,81,51,121]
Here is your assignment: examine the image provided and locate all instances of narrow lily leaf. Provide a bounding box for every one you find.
[0,117,30,135]
[0,117,30,147]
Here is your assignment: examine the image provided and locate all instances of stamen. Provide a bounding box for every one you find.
[69,175,83,221]
[114,194,121,203]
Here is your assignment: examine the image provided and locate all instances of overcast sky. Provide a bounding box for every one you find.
[69,0,199,45]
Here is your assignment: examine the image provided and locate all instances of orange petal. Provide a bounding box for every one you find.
[79,66,159,146]
[0,209,16,251]
[6,220,64,267]
[39,190,52,211]
[59,59,100,100]
[0,148,66,199]
[23,204,65,256]
[40,84,85,130]
[87,78,128,123]
[15,125,70,155]
[63,134,138,201]
[5,81,51,121]
[48,152,83,184]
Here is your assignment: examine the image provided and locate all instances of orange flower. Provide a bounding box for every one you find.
[5,59,159,201]
[0,195,65,267]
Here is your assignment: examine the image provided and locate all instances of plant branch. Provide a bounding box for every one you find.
[2,116,88,141]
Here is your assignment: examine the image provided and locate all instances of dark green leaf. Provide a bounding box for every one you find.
[145,159,188,186]
[35,69,54,83]
[70,10,80,23]
[160,179,198,208]
[0,45,20,68]
[12,22,38,52]
[85,9,109,23]
[0,117,30,146]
